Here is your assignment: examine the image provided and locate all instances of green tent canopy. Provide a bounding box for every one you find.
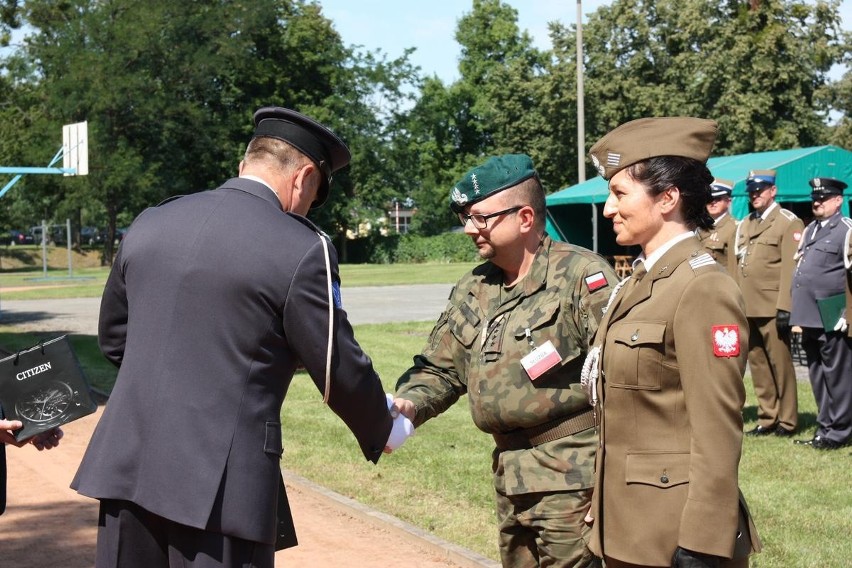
[545,145,852,254]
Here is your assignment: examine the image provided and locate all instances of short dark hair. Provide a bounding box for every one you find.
[625,157,714,231]
[505,176,547,232]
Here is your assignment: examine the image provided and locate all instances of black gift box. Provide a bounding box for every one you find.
[0,336,97,441]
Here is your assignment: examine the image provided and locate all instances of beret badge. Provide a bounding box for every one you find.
[451,187,469,206]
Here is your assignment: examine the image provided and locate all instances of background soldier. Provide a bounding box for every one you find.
[735,169,803,437]
[392,154,616,567]
[791,177,852,450]
[698,178,738,273]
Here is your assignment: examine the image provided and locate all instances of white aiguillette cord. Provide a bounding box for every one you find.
[319,234,333,404]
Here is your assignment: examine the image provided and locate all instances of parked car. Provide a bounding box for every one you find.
[4,229,35,246]
[80,226,106,246]
[29,225,68,246]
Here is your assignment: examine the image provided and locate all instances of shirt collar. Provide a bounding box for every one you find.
[759,201,778,221]
[239,174,279,198]
[635,231,694,273]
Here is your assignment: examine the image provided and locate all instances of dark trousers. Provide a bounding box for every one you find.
[96,499,274,568]
[801,327,852,443]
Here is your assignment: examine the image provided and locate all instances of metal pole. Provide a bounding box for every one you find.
[66,218,72,277]
[592,203,598,253]
[576,0,586,184]
[41,219,48,275]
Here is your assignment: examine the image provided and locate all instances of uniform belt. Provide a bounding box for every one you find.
[492,408,596,451]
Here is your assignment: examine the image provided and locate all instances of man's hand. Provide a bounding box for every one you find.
[671,547,721,568]
[383,395,415,453]
[30,427,64,451]
[1,420,64,450]
[834,316,848,333]
[775,309,791,341]
[0,418,25,447]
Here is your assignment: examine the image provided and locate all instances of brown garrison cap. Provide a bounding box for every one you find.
[588,117,718,180]
[252,107,351,208]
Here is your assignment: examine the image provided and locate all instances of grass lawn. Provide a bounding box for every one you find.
[1,265,848,566]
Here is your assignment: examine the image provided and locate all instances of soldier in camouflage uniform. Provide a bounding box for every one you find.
[392,154,616,567]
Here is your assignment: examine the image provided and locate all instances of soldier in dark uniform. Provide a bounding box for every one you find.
[791,177,852,450]
[734,170,804,437]
[698,178,738,273]
[72,107,395,567]
[392,154,617,567]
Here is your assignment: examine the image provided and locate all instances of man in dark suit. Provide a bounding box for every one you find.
[791,177,852,450]
[71,107,395,567]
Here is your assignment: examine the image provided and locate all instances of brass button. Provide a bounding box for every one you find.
[631,331,639,341]
[661,474,669,484]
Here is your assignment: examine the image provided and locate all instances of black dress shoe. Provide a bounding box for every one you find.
[812,436,845,450]
[774,426,795,437]
[745,425,776,436]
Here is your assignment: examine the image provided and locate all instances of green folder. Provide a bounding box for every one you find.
[817,293,847,332]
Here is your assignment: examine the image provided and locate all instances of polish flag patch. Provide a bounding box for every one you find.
[584,271,609,293]
[793,231,802,242]
[712,325,740,357]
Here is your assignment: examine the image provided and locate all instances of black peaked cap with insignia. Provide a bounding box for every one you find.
[450,154,538,213]
[588,117,718,180]
[809,177,847,199]
[252,107,351,208]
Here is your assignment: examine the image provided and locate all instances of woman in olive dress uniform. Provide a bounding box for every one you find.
[582,117,761,568]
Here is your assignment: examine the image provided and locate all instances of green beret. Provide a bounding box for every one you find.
[450,154,537,212]
[588,117,718,180]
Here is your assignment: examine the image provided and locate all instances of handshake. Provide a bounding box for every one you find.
[384,394,415,452]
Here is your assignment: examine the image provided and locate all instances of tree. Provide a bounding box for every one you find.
[579,0,848,155]
[0,0,421,261]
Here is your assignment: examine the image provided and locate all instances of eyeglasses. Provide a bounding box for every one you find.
[458,206,522,229]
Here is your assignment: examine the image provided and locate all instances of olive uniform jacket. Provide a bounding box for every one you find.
[698,213,737,275]
[72,178,393,547]
[735,204,804,316]
[589,236,760,566]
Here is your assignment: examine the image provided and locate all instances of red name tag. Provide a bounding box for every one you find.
[521,340,561,380]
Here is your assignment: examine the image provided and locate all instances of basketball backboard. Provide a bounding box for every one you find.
[62,121,88,176]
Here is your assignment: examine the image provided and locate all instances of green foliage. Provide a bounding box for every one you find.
[345,231,480,264]
[578,0,848,155]
[1,0,848,250]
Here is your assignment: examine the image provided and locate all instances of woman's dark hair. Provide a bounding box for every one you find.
[624,156,714,231]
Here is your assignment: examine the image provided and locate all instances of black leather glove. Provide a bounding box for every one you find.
[671,547,721,568]
[776,309,791,341]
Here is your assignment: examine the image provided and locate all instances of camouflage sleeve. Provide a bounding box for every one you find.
[777,217,805,312]
[394,300,467,428]
[573,257,619,348]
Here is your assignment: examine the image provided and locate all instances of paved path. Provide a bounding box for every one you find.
[0,284,453,333]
